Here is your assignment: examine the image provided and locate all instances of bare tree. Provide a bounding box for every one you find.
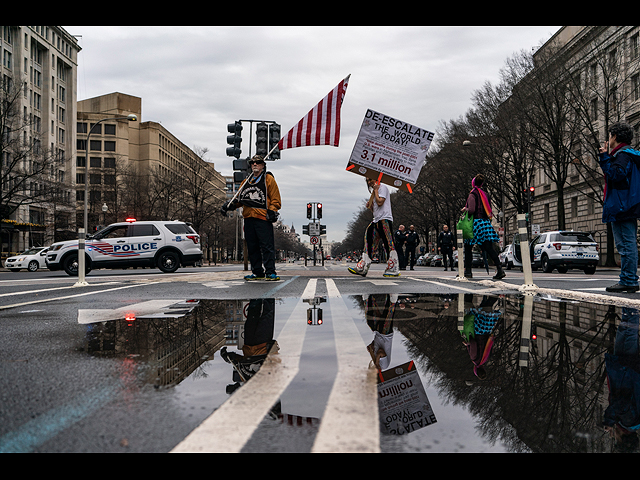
[1,74,60,220]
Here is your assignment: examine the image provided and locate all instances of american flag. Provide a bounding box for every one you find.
[277,75,350,151]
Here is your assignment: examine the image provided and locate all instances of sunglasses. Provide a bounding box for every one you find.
[249,160,265,165]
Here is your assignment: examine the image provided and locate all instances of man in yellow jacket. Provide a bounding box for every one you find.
[222,155,282,281]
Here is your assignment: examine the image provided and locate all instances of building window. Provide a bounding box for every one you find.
[104,124,116,135]
[104,141,116,152]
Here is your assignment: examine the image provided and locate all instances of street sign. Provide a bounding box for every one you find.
[310,236,319,245]
[309,222,320,236]
[532,224,540,235]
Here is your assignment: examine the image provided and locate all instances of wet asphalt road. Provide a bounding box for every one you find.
[2,262,640,452]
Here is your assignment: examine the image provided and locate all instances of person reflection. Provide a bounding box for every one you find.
[221,298,278,393]
[460,295,501,380]
[364,294,397,371]
[604,306,640,452]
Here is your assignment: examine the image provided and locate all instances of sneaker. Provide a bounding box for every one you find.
[265,274,280,281]
[383,250,400,277]
[606,283,639,293]
[244,274,265,281]
[348,253,371,277]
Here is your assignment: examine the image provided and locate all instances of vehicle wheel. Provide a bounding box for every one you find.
[157,251,180,273]
[28,260,39,272]
[8,269,20,272]
[541,254,553,273]
[63,254,91,276]
[507,261,513,270]
[557,266,568,274]
[584,266,596,275]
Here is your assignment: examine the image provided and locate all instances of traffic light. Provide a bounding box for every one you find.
[529,186,535,201]
[269,123,281,160]
[256,122,268,156]
[226,121,243,158]
[317,203,323,219]
[320,225,326,235]
[302,224,309,235]
[233,157,249,183]
[307,203,312,219]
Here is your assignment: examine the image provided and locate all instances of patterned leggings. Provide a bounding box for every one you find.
[364,219,395,258]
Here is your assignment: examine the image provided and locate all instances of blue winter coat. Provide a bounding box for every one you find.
[599,146,640,223]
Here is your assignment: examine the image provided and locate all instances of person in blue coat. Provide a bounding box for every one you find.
[599,122,640,293]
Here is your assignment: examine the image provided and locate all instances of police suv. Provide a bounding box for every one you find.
[505,230,599,274]
[46,219,202,276]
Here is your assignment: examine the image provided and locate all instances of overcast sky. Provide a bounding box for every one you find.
[64,26,562,243]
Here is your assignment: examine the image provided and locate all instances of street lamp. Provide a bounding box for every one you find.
[75,113,137,287]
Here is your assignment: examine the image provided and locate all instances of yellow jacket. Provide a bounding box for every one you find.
[240,173,281,220]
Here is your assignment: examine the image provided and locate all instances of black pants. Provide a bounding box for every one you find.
[244,217,276,276]
[464,241,500,271]
[441,246,454,268]
[405,244,417,268]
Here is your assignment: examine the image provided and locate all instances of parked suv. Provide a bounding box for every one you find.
[46,219,202,276]
[506,230,599,274]
[531,230,598,274]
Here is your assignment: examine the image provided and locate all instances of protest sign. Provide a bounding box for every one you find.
[377,361,437,435]
[346,109,434,193]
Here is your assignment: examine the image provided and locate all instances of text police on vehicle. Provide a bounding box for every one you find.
[46,219,202,276]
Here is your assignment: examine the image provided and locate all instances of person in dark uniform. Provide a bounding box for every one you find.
[438,224,455,271]
[394,224,407,270]
[405,225,420,270]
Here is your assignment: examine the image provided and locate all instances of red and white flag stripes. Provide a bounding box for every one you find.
[277,75,350,151]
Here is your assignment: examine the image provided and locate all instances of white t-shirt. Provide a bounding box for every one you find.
[372,183,393,223]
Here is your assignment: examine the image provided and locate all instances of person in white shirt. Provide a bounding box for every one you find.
[348,177,400,277]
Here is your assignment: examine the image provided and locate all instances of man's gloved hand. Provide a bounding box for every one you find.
[220,200,238,217]
[267,209,279,223]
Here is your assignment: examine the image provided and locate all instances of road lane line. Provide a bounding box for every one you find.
[171,278,314,453]
[312,279,380,453]
[0,282,120,298]
[407,276,502,293]
[0,282,161,311]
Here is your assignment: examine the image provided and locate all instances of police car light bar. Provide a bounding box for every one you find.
[125,217,136,223]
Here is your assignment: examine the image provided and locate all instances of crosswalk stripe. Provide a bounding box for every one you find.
[171,279,313,453]
[312,279,380,453]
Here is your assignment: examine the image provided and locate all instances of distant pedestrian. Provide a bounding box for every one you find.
[438,224,455,271]
[394,225,407,270]
[348,177,400,277]
[599,122,640,293]
[405,225,420,270]
[461,174,505,280]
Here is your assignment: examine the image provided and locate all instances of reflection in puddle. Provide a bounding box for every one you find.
[79,292,640,453]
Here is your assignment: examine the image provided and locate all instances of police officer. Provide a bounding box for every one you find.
[394,224,407,270]
[405,225,420,270]
[438,224,455,271]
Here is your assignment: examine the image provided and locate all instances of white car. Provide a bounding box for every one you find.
[499,244,516,269]
[4,247,49,272]
[507,230,599,274]
[46,219,202,276]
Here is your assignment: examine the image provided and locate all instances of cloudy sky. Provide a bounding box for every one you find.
[64,26,561,242]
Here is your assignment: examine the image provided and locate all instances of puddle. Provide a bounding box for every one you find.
[78,293,640,453]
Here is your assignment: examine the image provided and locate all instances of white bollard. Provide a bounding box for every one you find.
[517,213,536,290]
[456,229,466,281]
